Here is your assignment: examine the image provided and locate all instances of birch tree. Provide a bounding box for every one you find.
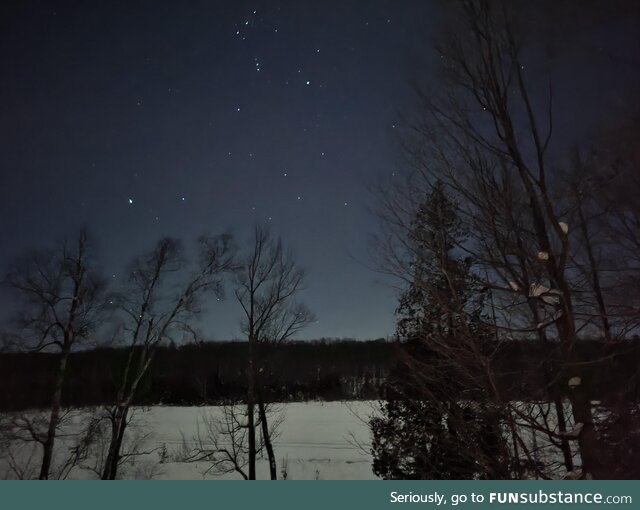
[100,234,235,479]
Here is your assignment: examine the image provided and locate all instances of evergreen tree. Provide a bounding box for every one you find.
[371,182,510,479]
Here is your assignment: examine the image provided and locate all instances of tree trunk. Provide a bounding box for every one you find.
[569,383,601,477]
[258,391,277,479]
[528,302,574,473]
[557,316,601,478]
[102,347,155,479]
[553,395,574,472]
[247,336,256,480]
[39,348,70,480]
[102,405,129,480]
[576,193,613,346]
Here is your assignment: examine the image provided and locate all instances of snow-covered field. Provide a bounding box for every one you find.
[2,400,591,480]
[153,401,378,480]
[0,401,380,480]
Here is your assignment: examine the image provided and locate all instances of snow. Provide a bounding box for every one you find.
[2,399,605,480]
[0,401,379,480]
[151,402,378,480]
[558,222,569,235]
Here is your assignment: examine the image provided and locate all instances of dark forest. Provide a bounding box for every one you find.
[2,338,638,410]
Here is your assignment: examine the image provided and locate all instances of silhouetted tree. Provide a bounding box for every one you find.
[4,230,106,479]
[234,225,313,479]
[373,0,640,479]
[371,182,510,479]
[100,234,235,479]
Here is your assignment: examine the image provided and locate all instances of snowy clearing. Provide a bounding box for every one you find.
[0,401,380,480]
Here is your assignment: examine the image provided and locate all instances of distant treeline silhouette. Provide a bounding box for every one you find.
[1,338,639,411]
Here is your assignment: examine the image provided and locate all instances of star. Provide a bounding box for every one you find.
[306,80,311,85]
[128,198,134,204]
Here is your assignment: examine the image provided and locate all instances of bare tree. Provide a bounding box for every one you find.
[234,225,313,479]
[183,400,284,479]
[100,234,235,479]
[3,230,106,479]
[0,408,105,480]
[373,0,640,479]
[566,124,640,478]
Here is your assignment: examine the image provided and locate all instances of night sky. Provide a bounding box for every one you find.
[1,1,638,340]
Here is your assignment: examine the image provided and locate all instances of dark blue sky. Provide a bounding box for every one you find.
[0,1,638,340]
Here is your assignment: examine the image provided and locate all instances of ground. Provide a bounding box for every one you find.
[0,401,380,480]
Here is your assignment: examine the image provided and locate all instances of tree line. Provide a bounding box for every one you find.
[1,338,638,412]
[3,0,640,482]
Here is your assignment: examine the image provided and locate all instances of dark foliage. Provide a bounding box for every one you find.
[371,183,511,479]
